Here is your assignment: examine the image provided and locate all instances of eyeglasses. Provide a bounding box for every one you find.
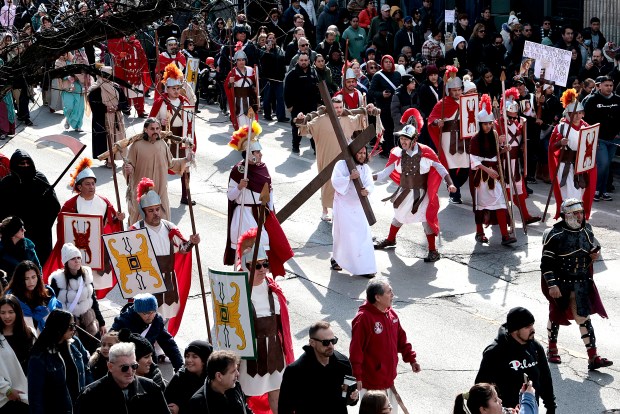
[311,336,338,346]
[507,115,518,121]
[249,261,269,270]
[68,323,77,331]
[367,66,377,69]
[119,363,139,373]
[299,43,309,47]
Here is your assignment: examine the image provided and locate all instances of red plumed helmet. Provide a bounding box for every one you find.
[505,87,519,102]
[400,108,424,130]
[236,227,257,264]
[479,94,492,114]
[136,177,155,202]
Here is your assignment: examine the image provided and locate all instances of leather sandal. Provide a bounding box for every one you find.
[475,233,489,243]
[547,348,561,364]
[374,238,396,250]
[330,258,342,271]
[424,250,441,262]
[588,355,613,370]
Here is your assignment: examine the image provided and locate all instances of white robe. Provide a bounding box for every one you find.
[470,154,506,210]
[557,124,585,200]
[440,108,470,169]
[238,280,283,395]
[227,178,273,251]
[331,161,376,275]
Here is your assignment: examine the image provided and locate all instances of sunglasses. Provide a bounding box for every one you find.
[507,115,518,121]
[68,323,77,331]
[299,43,309,47]
[248,261,270,269]
[312,336,338,346]
[367,66,377,69]
[120,363,139,373]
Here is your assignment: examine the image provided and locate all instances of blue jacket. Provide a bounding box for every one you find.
[111,305,184,370]
[28,337,92,414]
[0,237,40,278]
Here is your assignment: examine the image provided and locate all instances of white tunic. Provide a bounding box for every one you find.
[470,154,506,210]
[557,123,585,200]
[238,279,284,396]
[440,109,470,169]
[376,146,448,224]
[227,179,272,251]
[233,66,255,128]
[504,122,524,195]
[331,160,377,275]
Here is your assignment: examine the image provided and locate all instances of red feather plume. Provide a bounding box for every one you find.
[505,87,519,102]
[237,227,258,264]
[400,108,424,130]
[446,65,459,74]
[479,94,492,114]
[235,41,243,52]
[69,157,93,188]
[136,177,155,202]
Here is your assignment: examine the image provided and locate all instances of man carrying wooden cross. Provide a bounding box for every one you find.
[295,95,380,221]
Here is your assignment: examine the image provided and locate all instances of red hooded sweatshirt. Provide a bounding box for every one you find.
[349,301,417,390]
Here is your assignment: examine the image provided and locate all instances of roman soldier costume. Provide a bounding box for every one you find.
[225,46,258,130]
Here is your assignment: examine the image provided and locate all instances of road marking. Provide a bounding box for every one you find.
[199,205,227,219]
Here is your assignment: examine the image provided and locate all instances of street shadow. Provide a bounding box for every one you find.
[551,370,611,413]
[212,149,241,173]
[379,249,443,300]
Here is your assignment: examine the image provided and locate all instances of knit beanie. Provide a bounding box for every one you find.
[504,307,535,332]
[118,328,154,360]
[133,293,158,313]
[0,216,24,239]
[61,243,82,264]
[185,340,214,363]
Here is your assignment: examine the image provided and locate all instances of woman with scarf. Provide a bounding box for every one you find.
[87,66,128,166]
[468,95,517,246]
[0,216,39,278]
[48,243,106,353]
[4,260,61,334]
[369,54,401,156]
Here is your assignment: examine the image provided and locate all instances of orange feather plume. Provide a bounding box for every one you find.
[136,177,155,202]
[479,94,492,114]
[163,63,183,84]
[69,158,93,188]
[560,88,577,108]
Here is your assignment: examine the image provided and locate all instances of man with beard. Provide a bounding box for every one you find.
[123,118,191,224]
[541,198,613,371]
[155,37,187,92]
[279,321,359,414]
[475,307,556,412]
[0,149,60,264]
[335,68,364,109]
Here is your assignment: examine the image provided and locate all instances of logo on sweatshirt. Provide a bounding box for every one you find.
[374,322,383,334]
[509,359,538,371]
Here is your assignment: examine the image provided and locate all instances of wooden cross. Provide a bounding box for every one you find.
[275,81,377,226]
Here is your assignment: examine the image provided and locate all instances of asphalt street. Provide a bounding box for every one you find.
[1,91,618,413]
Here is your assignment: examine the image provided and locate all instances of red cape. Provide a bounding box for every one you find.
[427,97,460,168]
[385,145,443,235]
[548,120,597,219]
[155,52,187,75]
[246,276,294,414]
[128,223,192,337]
[43,195,123,299]
[108,37,152,89]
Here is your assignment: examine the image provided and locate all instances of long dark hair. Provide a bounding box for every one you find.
[5,260,50,304]
[31,309,73,353]
[453,383,496,414]
[359,390,389,414]
[0,294,33,345]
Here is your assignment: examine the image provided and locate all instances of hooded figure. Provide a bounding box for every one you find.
[369,55,401,155]
[0,150,60,264]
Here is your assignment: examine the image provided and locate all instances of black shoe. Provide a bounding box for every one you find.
[526,176,538,184]
[526,186,533,195]
[593,191,601,202]
[449,196,462,204]
[374,238,396,250]
[24,119,33,126]
[291,147,300,154]
[137,113,148,118]
[602,193,613,201]
[264,115,274,121]
[357,273,376,278]
[195,109,201,113]
[277,117,290,122]
[501,235,517,245]
[122,110,131,116]
[180,199,196,205]
[424,250,441,262]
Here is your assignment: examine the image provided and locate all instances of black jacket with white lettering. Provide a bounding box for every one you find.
[475,325,556,412]
[583,90,620,141]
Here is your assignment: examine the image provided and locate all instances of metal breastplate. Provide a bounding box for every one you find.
[387,151,427,214]
[555,228,595,280]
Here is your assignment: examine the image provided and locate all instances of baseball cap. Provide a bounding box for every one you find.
[381,4,390,12]
[404,16,413,23]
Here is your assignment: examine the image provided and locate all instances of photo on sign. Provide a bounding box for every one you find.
[208,268,257,359]
[519,57,535,77]
[102,228,166,299]
[575,123,600,174]
[522,41,572,87]
[520,96,534,117]
[459,93,479,139]
[61,213,104,270]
